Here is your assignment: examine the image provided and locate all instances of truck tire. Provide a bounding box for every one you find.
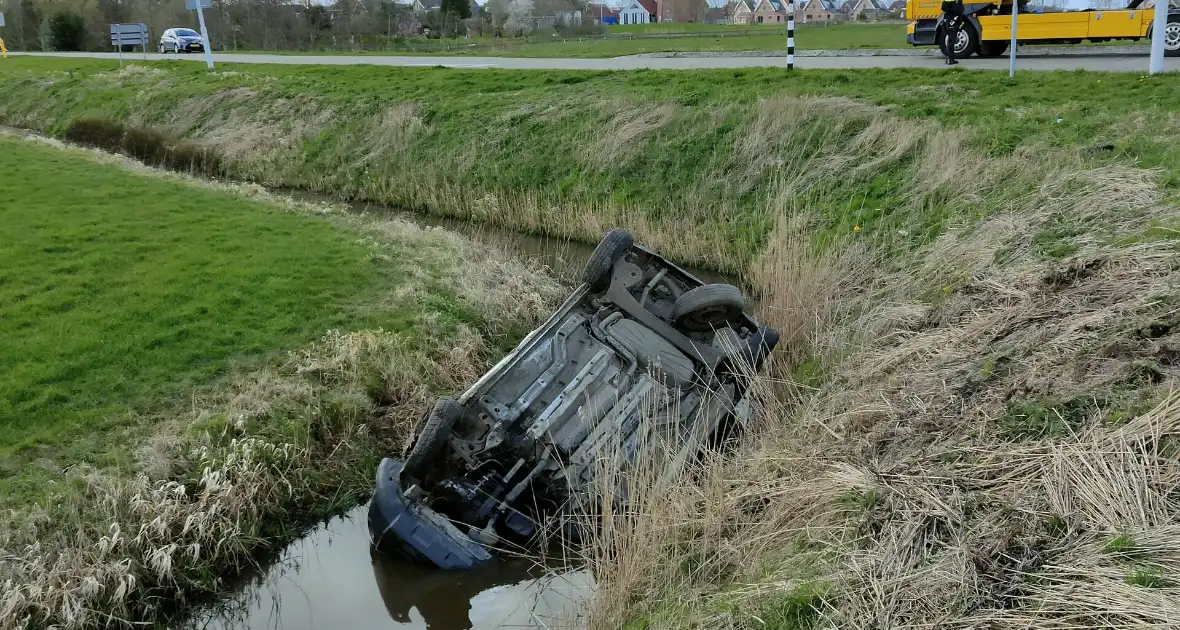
[582,229,634,292]
[940,22,980,58]
[979,40,1009,57]
[403,397,460,480]
[1164,15,1180,57]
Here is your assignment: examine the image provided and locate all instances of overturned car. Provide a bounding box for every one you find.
[367,229,780,569]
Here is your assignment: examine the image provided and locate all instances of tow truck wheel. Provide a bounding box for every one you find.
[1164,16,1180,57]
[939,22,979,59]
[979,41,1009,57]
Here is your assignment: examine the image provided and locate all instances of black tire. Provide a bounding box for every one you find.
[1162,16,1180,58]
[403,397,460,479]
[978,40,1008,57]
[672,284,745,333]
[939,22,979,59]
[581,229,634,292]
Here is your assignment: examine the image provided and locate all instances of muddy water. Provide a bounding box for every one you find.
[184,504,593,630]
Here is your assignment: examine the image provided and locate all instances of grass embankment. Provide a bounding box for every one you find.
[0,133,561,628]
[242,23,904,57]
[2,58,1177,274]
[3,59,1180,628]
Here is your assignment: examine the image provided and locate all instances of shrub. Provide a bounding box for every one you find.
[46,10,87,51]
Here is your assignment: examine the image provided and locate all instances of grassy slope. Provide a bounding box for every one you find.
[0,135,389,500]
[0,134,560,629]
[1,59,1176,271]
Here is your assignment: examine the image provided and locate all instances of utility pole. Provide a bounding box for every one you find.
[1008,0,1018,76]
[1149,0,1167,74]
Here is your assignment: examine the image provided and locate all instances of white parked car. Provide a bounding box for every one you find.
[159,28,205,54]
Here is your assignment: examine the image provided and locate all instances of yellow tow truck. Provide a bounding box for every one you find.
[905,0,1179,58]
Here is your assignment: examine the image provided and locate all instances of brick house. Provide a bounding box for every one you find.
[656,0,707,22]
[799,0,843,22]
[730,0,755,23]
[750,0,786,24]
[843,0,888,19]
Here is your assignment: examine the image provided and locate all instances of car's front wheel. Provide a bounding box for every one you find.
[582,229,634,292]
[174,43,182,54]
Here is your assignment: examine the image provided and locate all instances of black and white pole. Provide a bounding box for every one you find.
[787,0,795,70]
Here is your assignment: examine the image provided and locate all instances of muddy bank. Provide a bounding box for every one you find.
[184,504,594,630]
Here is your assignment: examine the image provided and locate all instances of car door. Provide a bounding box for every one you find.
[161,29,173,47]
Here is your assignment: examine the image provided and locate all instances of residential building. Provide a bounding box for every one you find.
[619,0,657,23]
[799,0,842,21]
[750,0,785,24]
[843,0,887,19]
[704,5,729,22]
[730,0,755,23]
[410,0,441,13]
[656,0,707,22]
[589,3,620,23]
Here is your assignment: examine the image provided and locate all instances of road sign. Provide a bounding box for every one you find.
[0,12,6,27]
[110,23,150,46]
[110,23,150,67]
[184,0,216,70]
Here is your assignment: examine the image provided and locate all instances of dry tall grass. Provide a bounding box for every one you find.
[579,145,1180,628]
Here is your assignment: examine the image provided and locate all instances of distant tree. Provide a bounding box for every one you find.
[505,0,533,33]
[303,4,332,46]
[441,0,472,19]
[439,0,471,36]
[15,0,43,49]
[46,10,87,50]
[96,0,132,27]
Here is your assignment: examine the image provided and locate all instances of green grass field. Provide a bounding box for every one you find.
[0,136,404,500]
[0,130,561,629]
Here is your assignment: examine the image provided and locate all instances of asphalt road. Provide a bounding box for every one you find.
[14,50,1179,72]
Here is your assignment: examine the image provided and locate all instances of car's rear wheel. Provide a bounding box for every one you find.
[582,229,634,292]
[403,397,460,479]
[672,284,745,332]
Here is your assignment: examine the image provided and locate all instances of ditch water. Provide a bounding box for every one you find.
[178,195,744,630]
[287,193,744,289]
[180,503,595,630]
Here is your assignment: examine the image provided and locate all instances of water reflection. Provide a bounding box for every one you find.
[185,504,592,630]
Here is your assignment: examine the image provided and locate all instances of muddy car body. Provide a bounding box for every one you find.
[368,229,779,569]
